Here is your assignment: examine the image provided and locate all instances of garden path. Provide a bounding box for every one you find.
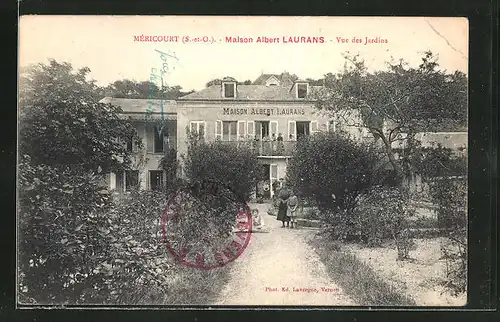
[213,202,354,306]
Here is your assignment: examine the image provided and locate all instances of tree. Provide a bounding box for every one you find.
[103,79,194,99]
[19,60,141,173]
[286,132,382,213]
[312,51,467,180]
[204,77,251,87]
[205,78,222,87]
[18,60,141,303]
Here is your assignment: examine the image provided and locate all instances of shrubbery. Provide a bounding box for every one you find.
[18,60,144,304]
[18,156,113,304]
[415,144,467,293]
[286,132,383,213]
[322,186,416,260]
[182,133,259,201]
[430,177,467,294]
[354,187,416,259]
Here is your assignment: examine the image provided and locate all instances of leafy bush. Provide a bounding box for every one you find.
[91,189,171,304]
[286,132,383,213]
[302,207,320,220]
[18,60,143,304]
[18,155,113,304]
[182,133,259,201]
[324,186,416,260]
[159,147,179,186]
[413,144,467,180]
[429,178,467,231]
[412,144,467,293]
[430,177,467,294]
[354,187,416,259]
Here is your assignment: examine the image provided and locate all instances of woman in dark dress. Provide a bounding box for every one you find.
[276,185,291,227]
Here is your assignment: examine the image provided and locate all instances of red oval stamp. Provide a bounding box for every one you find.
[161,180,252,270]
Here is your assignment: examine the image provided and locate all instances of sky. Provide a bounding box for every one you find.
[19,16,468,91]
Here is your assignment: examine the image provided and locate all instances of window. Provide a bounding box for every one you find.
[115,171,124,193]
[125,170,139,191]
[223,83,235,98]
[222,121,238,141]
[255,121,270,139]
[296,121,310,140]
[149,170,164,190]
[154,125,164,153]
[297,83,308,98]
[190,121,205,138]
[126,136,133,152]
[328,119,336,132]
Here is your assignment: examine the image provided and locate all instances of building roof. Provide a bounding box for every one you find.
[391,131,467,150]
[417,132,468,149]
[253,74,281,85]
[178,84,323,101]
[99,97,177,114]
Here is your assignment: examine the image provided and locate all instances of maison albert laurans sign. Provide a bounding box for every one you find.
[222,107,305,116]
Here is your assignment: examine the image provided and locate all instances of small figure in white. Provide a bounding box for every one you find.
[251,208,265,230]
[287,190,299,228]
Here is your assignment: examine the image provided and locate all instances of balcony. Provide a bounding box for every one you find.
[217,140,296,157]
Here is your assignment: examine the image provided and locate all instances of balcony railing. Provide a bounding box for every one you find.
[217,140,296,157]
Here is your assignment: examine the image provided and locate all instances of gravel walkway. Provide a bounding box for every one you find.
[214,203,354,306]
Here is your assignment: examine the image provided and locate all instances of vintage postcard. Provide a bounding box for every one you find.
[18,16,468,307]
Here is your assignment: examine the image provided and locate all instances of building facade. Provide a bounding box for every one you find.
[100,74,467,198]
[100,75,366,197]
[99,97,178,193]
[175,75,367,198]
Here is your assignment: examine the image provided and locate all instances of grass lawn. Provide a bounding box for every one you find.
[310,234,416,306]
[310,233,466,306]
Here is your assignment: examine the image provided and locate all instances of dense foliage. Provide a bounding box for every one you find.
[412,144,467,180]
[159,147,179,186]
[430,177,467,294]
[18,60,142,303]
[182,133,259,201]
[102,79,194,100]
[353,187,416,259]
[19,60,141,173]
[90,189,172,304]
[286,132,383,213]
[18,155,112,303]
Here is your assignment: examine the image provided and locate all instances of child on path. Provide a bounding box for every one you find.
[287,191,298,228]
[251,208,265,230]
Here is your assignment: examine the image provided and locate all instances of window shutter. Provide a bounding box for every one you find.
[163,135,169,152]
[311,120,319,134]
[215,120,222,140]
[247,121,255,138]
[237,120,246,139]
[146,124,154,153]
[270,121,278,137]
[288,120,296,140]
[270,164,278,180]
[109,172,116,190]
[200,122,206,139]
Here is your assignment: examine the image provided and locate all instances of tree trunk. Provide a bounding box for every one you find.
[379,133,402,179]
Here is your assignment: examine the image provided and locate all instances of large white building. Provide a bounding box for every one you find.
[100,74,466,198]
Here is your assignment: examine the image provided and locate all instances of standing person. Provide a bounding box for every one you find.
[287,190,298,228]
[276,184,291,228]
[277,133,284,155]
